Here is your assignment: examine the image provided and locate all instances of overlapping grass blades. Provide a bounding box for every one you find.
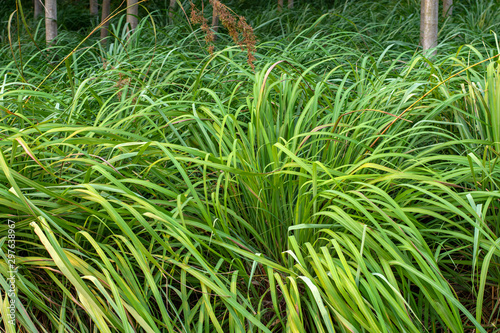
[2,0,500,331]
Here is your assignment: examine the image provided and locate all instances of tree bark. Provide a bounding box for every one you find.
[443,0,453,17]
[420,0,438,54]
[278,0,283,11]
[45,0,57,45]
[34,0,43,19]
[212,6,219,40]
[288,0,294,9]
[127,0,139,33]
[90,0,99,16]
[169,0,176,21]
[100,0,111,44]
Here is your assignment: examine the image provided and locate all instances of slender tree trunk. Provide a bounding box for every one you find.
[420,0,438,54]
[90,0,99,16]
[100,0,111,44]
[45,0,57,45]
[278,0,283,11]
[288,0,294,9]
[34,0,43,19]
[212,6,219,41]
[127,0,139,33]
[169,0,176,22]
[443,0,453,17]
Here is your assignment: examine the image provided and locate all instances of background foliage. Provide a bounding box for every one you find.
[1,0,500,332]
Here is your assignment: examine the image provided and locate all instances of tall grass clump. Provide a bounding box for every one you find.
[1,0,500,332]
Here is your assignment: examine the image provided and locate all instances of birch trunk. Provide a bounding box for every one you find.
[420,0,438,54]
[443,0,453,17]
[127,0,139,33]
[45,0,57,45]
[288,0,294,9]
[100,0,111,44]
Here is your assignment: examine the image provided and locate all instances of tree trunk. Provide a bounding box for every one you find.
[90,0,99,16]
[169,0,176,21]
[420,0,438,54]
[100,0,111,44]
[127,0,139,33]
[45,0,57,45]
[34,0,43,19]
[288,0,294,9]
[212,7,219,41]
[443,0,453,17]
[278,0,283,11]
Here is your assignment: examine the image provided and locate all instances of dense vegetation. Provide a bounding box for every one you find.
[1,0,500,332]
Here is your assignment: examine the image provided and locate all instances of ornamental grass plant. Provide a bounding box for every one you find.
[1,0,500,332]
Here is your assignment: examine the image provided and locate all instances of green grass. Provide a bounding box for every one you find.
[1,0,500,332]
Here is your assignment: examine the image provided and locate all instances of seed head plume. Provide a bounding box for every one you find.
[190,0,257,69]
